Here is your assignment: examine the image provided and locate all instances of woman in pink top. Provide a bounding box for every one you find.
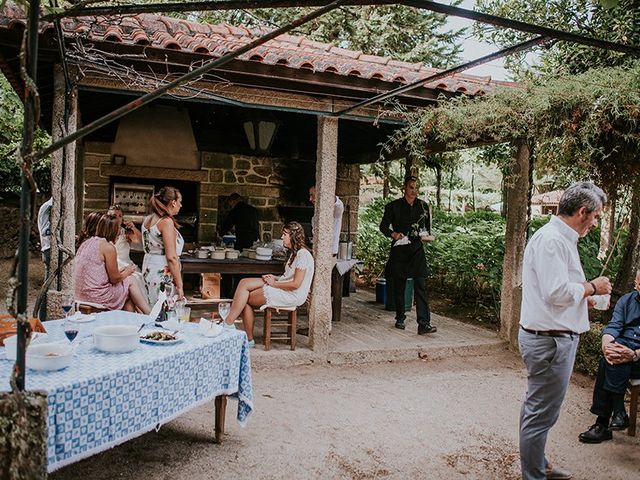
[75,214,150,313]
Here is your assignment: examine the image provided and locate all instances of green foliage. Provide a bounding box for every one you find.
[575,322,605,376]
[475,0,640,78]
[0,76,51,197]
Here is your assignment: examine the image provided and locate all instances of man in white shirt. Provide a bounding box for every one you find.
[309,186,344,256]
[519,182,611,480]
[37,197,53,321]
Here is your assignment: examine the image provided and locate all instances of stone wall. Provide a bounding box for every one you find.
[81,143,361,246]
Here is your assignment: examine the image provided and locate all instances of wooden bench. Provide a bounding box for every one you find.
[261,306,297,351]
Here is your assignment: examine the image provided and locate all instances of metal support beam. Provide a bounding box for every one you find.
[44,0,393,19]
[32,0,345,161]
[332,36,548,117]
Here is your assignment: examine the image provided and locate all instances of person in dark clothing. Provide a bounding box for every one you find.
[220,193,260,251]
[578,268,640,443]
[379,177,436,335]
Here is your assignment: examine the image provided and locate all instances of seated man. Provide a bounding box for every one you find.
[579,268,640,443]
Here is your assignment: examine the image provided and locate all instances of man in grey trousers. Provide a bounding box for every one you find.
[519,182,611,480]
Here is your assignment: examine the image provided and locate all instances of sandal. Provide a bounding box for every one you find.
[247,339,255,348]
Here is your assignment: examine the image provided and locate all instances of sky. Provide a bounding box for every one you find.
[444,0,511,81]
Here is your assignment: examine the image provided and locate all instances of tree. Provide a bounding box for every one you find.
[196,4,465,68]
[474,0,640,77]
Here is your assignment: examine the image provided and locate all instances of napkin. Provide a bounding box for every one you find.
[393,236,411,247]
[148,291,168,322]
[198,318,223,337]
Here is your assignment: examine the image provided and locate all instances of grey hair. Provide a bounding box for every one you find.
[558,182,607,216]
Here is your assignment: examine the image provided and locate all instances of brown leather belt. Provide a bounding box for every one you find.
[520,326,578,338]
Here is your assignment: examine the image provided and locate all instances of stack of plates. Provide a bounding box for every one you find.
[255,254,272,261]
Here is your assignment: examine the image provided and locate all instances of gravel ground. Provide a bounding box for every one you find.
[50,351,640,480]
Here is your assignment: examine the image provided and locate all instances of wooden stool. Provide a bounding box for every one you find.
[629,379,640,436]
[262,306,297,351]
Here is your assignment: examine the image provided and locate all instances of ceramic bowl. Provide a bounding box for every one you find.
[3,332,50,361]
[195,249,210,259]
[26,343,73,371]
[256,247,273,257]
[93,325,139,353]
[211,250,226,260]
[255,254,272,261]
[226,250,239,260]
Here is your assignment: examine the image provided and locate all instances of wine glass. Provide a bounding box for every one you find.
[218,302,230,324]
[61,295,74,320]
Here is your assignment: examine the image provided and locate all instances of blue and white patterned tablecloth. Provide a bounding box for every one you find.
[0,311,254,473]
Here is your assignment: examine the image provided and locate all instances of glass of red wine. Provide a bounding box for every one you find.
[61,295,77,343]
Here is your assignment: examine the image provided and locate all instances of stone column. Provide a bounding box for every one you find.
[499,139,531,350]
[309,116,338,353]
[48,64,78,318]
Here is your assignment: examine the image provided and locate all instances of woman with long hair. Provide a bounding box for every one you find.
[222,222,314,347]
[142,186,184,305]
[74,214,150,313]
[107,204,145,297]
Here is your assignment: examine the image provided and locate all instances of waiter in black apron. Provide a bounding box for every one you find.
[379,176,437,335]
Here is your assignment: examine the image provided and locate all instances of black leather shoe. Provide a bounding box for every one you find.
[578,423,613,443]
[418,325,437,335]
[394,321,405,330]
[610,411,629,431]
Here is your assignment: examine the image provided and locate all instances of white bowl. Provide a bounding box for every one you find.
[256,247,273,257]
[4,333,50,361]
[196,249,210,259]
[26,343,73,371]
[255,254,272,261]
[226,250,239,259]
[93,325,139,353]
[211,250,226,260]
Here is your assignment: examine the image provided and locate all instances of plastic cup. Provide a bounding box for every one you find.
[592,294,610,311]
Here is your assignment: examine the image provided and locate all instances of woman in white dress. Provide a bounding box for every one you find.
[107,205,146,300]
[222,222,314,347]
[141,187,185,305]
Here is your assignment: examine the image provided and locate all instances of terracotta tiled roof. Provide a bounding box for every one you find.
[0,5,518,96]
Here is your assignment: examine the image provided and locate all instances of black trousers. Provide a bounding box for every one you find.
[590,356,640,418]
[393,276,431,327]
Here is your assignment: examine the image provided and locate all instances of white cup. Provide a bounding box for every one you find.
[592,294,610,311]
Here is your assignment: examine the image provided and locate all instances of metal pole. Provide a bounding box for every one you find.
[32,0,345,162]
[15,0,41,392]
[332,36,548,117]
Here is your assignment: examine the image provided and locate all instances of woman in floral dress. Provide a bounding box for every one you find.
[142,186,184,305]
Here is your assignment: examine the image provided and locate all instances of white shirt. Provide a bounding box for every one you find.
[312,196,345,255]
[37,197,53,252]
[520,215,589,333]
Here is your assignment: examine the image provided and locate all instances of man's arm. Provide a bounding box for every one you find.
[379,202,395,239]
[532,238,585,307]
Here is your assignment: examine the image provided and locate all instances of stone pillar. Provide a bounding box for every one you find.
[499,139,530,350]
[48,64,78,318]
[309,116,338,353]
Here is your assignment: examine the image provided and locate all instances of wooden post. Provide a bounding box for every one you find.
[48,64,78,318]
[309,116,338,353]
[499,139,531,350]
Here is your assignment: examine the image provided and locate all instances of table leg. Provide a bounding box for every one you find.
[331,268,344,323]
[214,395,227,443]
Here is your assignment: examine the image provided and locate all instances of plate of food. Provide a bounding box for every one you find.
[140,330,183,345]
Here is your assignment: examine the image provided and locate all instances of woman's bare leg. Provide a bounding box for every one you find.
[241,288,268,341]
[225,277,265,324]
[129,284,151,315]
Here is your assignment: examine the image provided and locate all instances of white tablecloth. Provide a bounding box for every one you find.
[0,311,253,472]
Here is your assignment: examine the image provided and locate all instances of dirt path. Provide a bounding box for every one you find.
[50,351,639,480]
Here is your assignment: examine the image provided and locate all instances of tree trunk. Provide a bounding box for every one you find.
[435,163,442,209]
[613,178,640,297]
[382,163,390,199]
[405,156,417,180]
[598,187,617,261]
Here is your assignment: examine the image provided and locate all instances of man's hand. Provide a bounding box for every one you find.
[591,276,612,295]
[603,342,635,365]
[391,232,404,241]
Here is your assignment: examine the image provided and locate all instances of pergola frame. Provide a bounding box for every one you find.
[11,0,640,392]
